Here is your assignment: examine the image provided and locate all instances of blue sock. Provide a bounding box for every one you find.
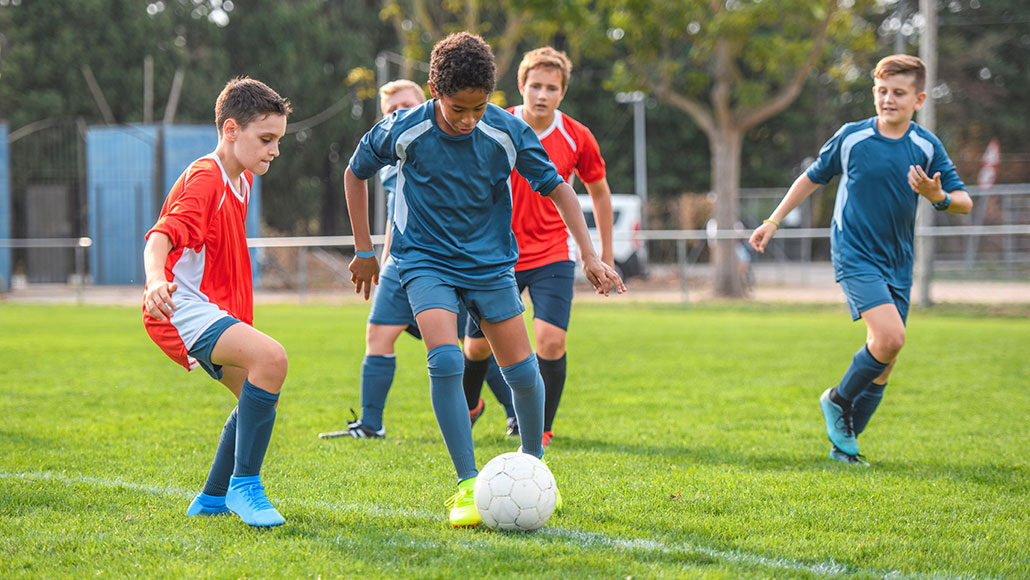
[201,407,237,496]
[501,354,545,459]
[852,382,886,436]
[483,355,515,418]
[233,380,279,477]
[428,345,477,481]
[836,345,889,401]
[360,354,396,431]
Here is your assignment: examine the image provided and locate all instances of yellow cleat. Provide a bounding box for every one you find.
[446,477,481,528]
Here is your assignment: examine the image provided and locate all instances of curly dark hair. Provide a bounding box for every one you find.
[429,32,496,96]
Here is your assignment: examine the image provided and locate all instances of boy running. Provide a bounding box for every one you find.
[345,33,624,527]
[749,55,972,465]
[143,77,292,526]
[462,47,615,448]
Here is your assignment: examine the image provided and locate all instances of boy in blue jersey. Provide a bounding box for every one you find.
[749,54,971,465]
[344,32,624,527]
[319,79,514,440]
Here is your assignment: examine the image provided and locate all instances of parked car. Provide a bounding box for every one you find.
[576,194,647,279]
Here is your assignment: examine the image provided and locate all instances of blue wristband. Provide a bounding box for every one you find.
[355,249,375,258]
[932,191,951,211]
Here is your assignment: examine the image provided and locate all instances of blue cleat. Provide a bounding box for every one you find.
[820,387,859,456]
[226,475,285,527]
[186,492,230,516]
[829,444,869,466]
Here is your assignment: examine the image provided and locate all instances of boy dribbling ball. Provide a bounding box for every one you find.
[749,55,972,465]
[344,32,624,527]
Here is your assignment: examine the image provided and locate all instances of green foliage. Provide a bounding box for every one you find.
[1,303,1028,577]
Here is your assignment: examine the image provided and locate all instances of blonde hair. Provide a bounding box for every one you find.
[379,79,425,108]
[874,54,927,93]
[517,47,572,89]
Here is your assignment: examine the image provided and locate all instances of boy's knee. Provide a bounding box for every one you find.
[258,340,289,379]
[535,335,566,360]
[500,354,540,392]
[427,344,463,377]
[463,337,492,360]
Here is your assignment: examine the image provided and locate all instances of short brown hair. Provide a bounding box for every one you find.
[874,54,926,93]
[379,79,425,107]
[214,76,292,134]
[429,32,495,96]
[518,47,573,89]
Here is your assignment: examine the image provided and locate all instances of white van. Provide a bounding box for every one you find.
[576,194,646,279]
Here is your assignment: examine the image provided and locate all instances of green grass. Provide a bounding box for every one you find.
[1,302,1027,579]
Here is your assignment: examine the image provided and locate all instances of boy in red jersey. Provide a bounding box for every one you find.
[462,47,616,447]
[142,77,292,527]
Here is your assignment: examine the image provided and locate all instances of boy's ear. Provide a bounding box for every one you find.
[427,81,440,99]
[913,91,927,110]
[222,118,239,141]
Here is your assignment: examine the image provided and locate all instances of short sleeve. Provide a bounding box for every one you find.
[513,125,564,197]
[930,139,966,193]
[573,124,606,185]
[806,125,847,185]
[147,165,217,250]
[349,114,400,180]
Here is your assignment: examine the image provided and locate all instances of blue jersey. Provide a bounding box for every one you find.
[806,117,965,287]
[378,164,399,224]
[349,100,564,290]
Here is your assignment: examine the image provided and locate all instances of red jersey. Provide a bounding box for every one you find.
[507,106,606,271]
[143,154,254,371]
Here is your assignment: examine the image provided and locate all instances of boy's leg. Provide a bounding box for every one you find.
[187,365,246,516]
[210,323,288,527]
[482,355,515,420]
[358,323,407,432]
[479,315,543,458]
[462,333,492,425]
[524,262,575,443]
[417,308,477,480]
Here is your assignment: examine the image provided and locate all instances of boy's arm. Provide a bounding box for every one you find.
[142,232,177,320]
[548,182,625,295]
[583,178,615,268]
[344,166,380,300]
[749,173,821,254]
[907,165,973,214]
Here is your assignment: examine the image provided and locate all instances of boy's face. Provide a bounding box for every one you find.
[872,73,926,129]
[225,113,287,175]
[381,88,424,116]
[519,66,567,120]
[428,84,490,136]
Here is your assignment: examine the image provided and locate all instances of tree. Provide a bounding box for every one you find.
[601,0,876,296]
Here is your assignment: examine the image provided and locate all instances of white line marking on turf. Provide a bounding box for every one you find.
[2,470,946,578]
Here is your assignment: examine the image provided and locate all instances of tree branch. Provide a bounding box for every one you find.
[736,1,838,131]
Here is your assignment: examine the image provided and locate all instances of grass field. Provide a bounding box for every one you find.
[1,302,1027,578]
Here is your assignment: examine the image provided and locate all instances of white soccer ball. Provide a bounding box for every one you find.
[474,451,557,532]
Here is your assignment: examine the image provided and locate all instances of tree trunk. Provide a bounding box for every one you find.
[711,128,744,297]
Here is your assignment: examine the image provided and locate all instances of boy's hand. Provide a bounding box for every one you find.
[349,256,380,300]
[908,165,945,202]
[143,280,178,321]
[749,222,777,254]
[582,255,626,296]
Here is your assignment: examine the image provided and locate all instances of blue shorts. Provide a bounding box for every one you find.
[466,260,575,338]
[405,276,525,331]
[369,260,469,339]
[187,316,241,380]
[838,274,911,324]
[368,259,418,328]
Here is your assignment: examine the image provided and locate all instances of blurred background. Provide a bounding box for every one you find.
[0,0,1026,302]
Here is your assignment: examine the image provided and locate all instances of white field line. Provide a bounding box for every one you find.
[2,470,959,579]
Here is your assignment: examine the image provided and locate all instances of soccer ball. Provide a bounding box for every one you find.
[474,451,557,532]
